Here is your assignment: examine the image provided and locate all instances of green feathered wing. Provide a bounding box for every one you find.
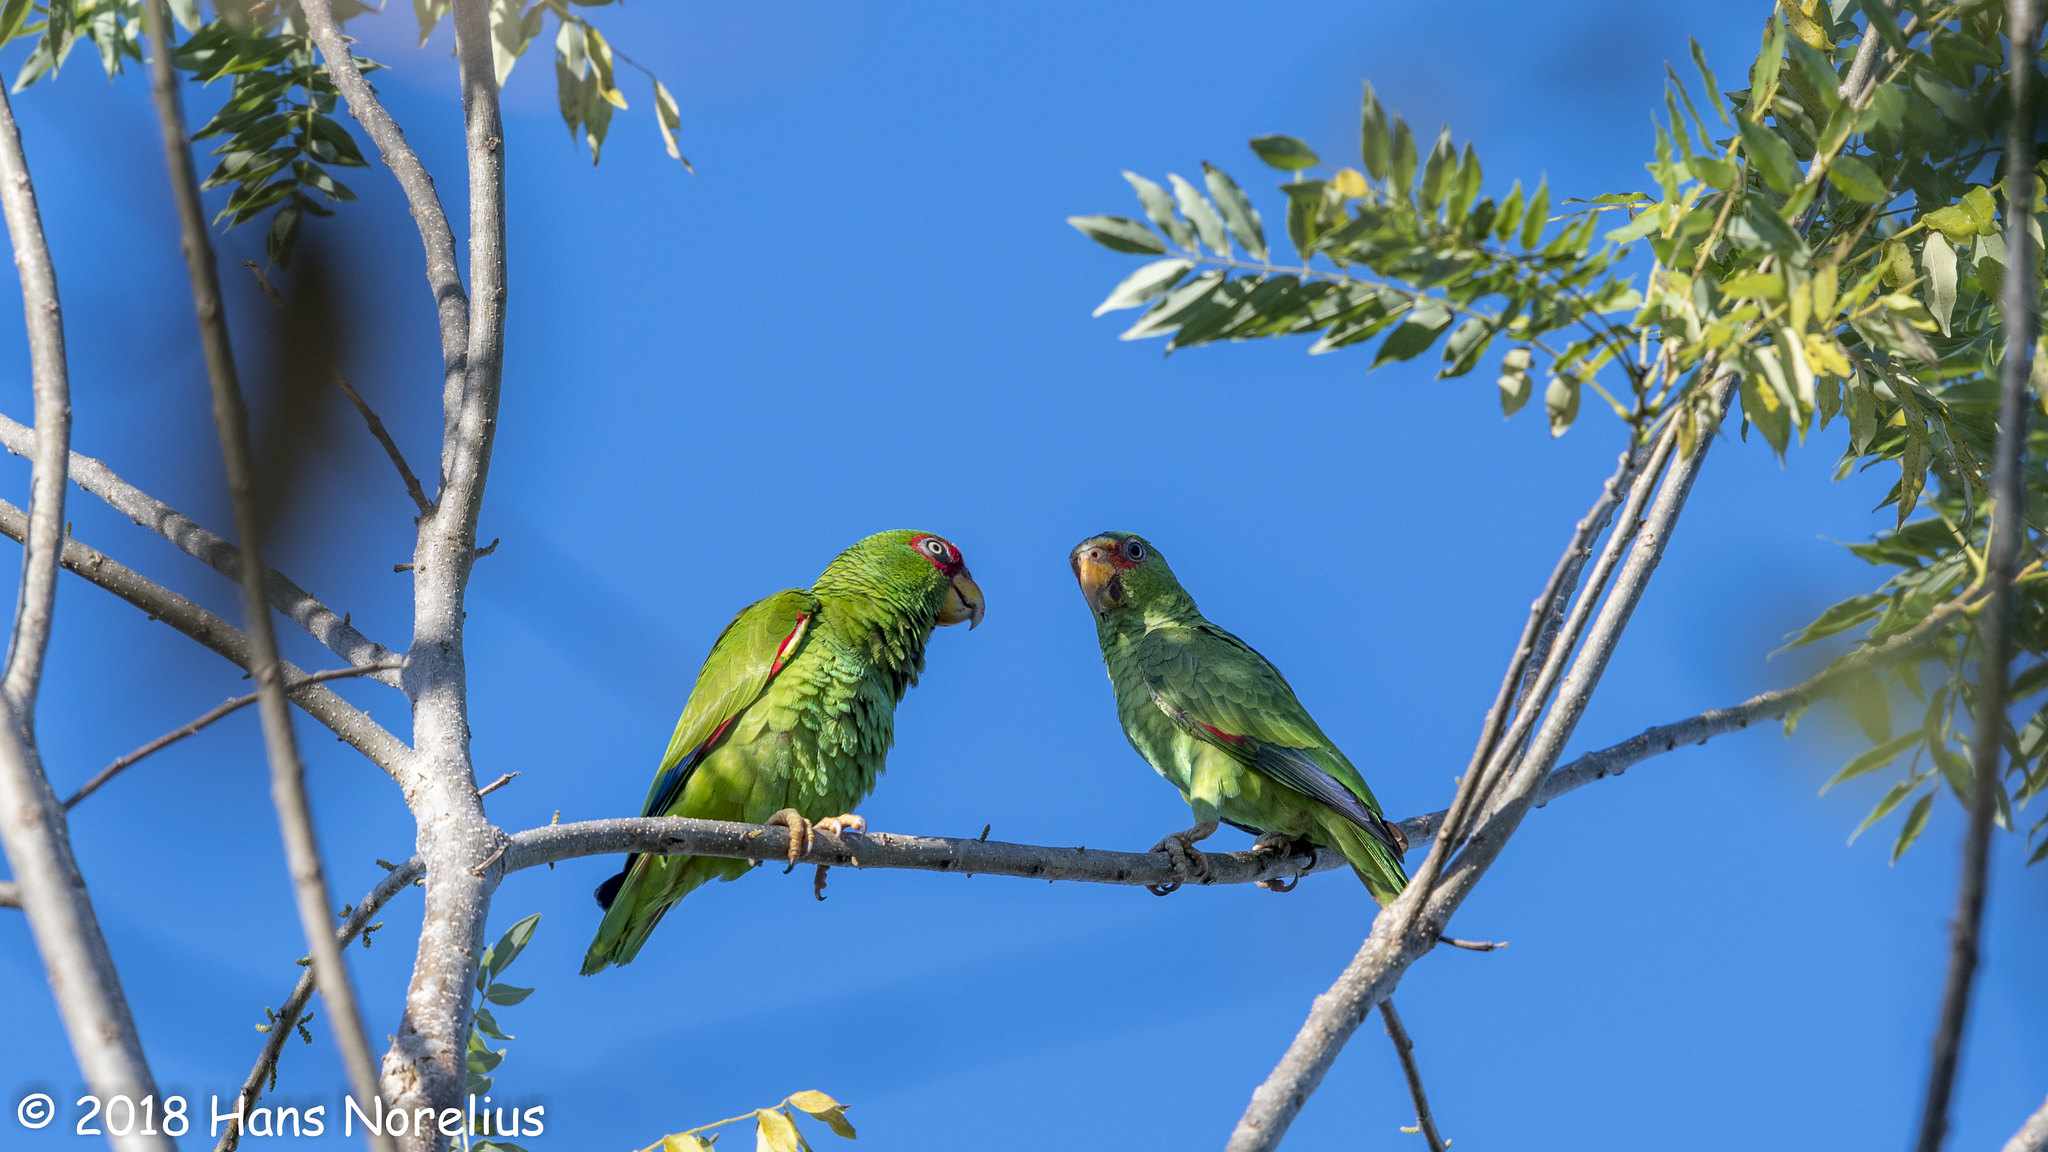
[581,588,819,975]
[1141,620,1409,902]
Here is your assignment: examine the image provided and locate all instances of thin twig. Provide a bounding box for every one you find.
[140,3,391,1141]
[215,860,424,1152]
[1912,6,2039,1151]
[475,770,519,798]
[1379,999,1446,1152]
[333,375,432,515]
[0,501,411,777]
[64,662,405,810]
[0,413,406,685]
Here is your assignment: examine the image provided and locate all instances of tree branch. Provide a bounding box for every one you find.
[1378,999,1446,1152]
[217,859,425,1152]
[1912,6,2039,1150]
[298,0,468,442]
[0,501,411,778]
[142,3,392,1133]
[1225,377,1733,1152]
[0,67,173,1147]
[334,375,432,516]
[0,413,405,686]
[2006,1097,2048,1152]
[64,662,406,810]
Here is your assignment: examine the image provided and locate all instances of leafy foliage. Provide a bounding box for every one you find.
[467,911,540,1152]
[2,0,688,264]
[1073,1,2048,865]
[637,1090,858,1152]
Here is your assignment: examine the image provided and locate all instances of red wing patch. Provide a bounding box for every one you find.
[1198,721,1248,747]
[768,612,810,677]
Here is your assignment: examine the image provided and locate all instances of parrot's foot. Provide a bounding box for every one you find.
[813,864,830,902]
[764,808,813,873]
[1146,821,1218,896]
[814,813,866,837]
[1250,834,1317,893]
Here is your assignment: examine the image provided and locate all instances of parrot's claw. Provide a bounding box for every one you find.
[1146,821,1218,895]
[814,813,866,837]
[764,808,812,873]
[813,864,830,902]
[1250,834,1317,894]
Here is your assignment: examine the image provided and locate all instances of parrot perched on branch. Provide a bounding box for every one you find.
[582,529,985,974]
[1069,531,1408,902]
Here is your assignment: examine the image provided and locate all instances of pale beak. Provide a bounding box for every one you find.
[1070,538,1122,615]
[938,569,985,629]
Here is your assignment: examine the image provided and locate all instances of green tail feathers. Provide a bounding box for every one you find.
[580,854,747,975]
[1322,816,1410,905]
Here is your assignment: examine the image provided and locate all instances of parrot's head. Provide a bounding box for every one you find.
[823,529,985,630]
[1069,531,1195,622]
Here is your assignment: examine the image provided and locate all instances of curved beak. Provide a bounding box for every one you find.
[1070,537,1122,615]
[938,568,984,629]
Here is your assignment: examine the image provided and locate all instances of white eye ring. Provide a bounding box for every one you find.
[1123,539,1146,562]
[923,538,949,559]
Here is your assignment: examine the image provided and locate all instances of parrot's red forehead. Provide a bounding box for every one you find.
[907,533,966,574]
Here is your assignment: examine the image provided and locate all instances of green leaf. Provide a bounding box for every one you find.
[1202,163,1266,262]
[1921,233,1956,337]
[1690,37,1728,124]
[1359,83,1390,182]
[1390,119,1417,203]
[1826,155,1888,203]
[1687,154,1738,190]
[1921,204,1979,243]
[473,1006,514,1041]
[1783,592,1883,648]
[1092,258,1191,317]
[1748,15,1785,117]
[413,0,450,45]
[1520,178,1548,249]
[1370,302,1450,368]
[487,913,541,978]
[1820,732,1921,794]
[1249,134,1319,172]
[1066,215,1166,255]
[1123,171,1194,250]
[1168,173,1229,256]
[1420,127,1453,210]
[655,80,692,171]
[1497,347,1533,416]
[1737,118,1801,195]
[1438,316,1493,379]
[1720,269,1785,300]
[483,983,533,1006]
[1850,776,1920,844]
[1545,374,1580,437]
[1891,792,1934,864]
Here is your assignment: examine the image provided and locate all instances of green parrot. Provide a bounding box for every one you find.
[1070,531,1408,902]
[582,529,985,974]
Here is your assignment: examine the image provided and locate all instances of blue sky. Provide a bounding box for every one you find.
[2,1,2044,1148]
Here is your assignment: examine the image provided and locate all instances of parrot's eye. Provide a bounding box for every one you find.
[921,537,951,561]
[1122,539,1147,563]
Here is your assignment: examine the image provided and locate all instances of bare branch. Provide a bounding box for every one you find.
[64,662,406,810]
[1226,378,1733,1152]
[334,375,432,515]
[0,76,67,720]
[141,3,391,1137]
[1378,1000,1446,1152]
[0,501,410,777]
[2006,1097,2048,1152]
[475,770,518,798]
[0,413,405,686]
[0,70,172,1144]
[298,0,469,430]
[217,859,425,1152]
[1913,7,2040,1150]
